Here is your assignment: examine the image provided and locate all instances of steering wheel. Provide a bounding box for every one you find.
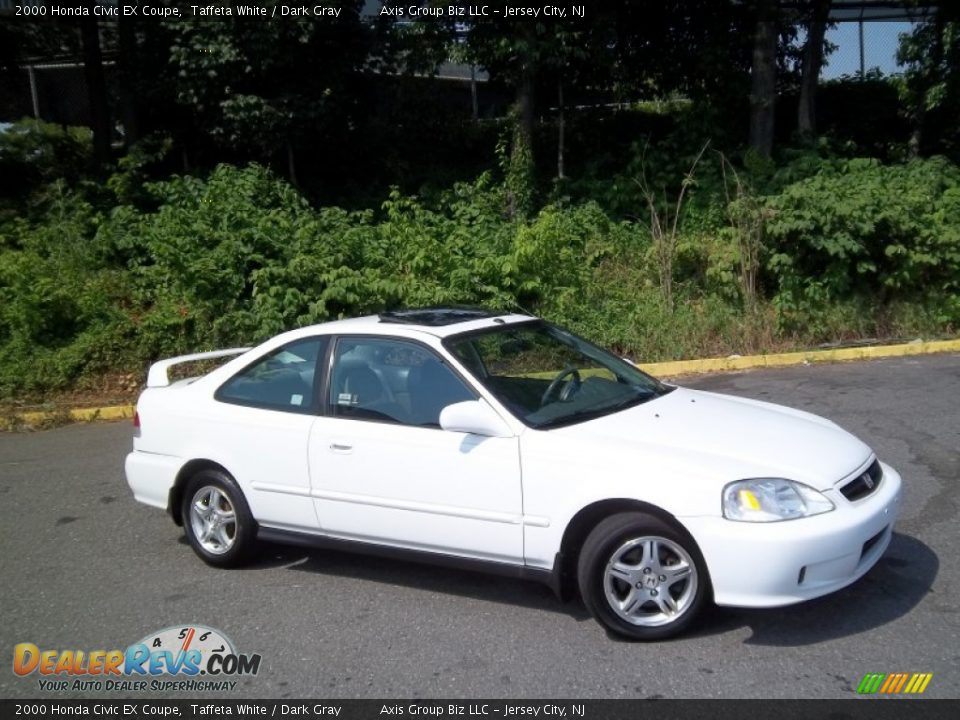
[540,366,582,406]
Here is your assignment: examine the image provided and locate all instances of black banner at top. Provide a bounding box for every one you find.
[0,2,591,22]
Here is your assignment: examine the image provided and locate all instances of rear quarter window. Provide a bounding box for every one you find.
[215,337,328,413]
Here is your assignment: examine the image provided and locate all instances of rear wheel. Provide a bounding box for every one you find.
[182,469,256,567]
[577,512,708,640]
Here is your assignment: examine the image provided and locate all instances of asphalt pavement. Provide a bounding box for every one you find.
[1,354,957,699]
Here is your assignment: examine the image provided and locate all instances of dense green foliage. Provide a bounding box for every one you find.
[766,157,960,332]
[1,120,958,399]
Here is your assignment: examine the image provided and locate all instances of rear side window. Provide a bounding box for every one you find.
[216,337,328,413]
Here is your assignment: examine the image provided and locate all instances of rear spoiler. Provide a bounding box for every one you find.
[146,348,251,388]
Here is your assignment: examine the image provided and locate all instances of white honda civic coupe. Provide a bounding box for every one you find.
[126,308,902,639]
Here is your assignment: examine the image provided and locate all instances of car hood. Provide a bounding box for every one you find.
[548,387,871,490]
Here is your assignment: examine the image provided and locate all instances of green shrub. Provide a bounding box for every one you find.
[0,185,133,395]
[765,156,960,332]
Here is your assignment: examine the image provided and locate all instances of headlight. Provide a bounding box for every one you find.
[722,478,835,522]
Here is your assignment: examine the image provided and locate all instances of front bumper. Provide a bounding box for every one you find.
[682,461,903,607]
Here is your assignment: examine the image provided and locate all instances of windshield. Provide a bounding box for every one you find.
[445,321,673,429]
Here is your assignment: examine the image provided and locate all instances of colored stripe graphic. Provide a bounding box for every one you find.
[889,673,908,695]
[914,673,933,694]
[879,674,898,693]
[857,672,932,695]
[857,673,885,694]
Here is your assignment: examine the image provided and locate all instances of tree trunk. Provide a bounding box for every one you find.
[749,0,778,158]
[80,17,111,168]
[557,80,565,180]
[505,41,536,219]
[286,142,299,188]
[470,65,479,121]
[798,0,830,137]
[513,52,535,156]
[117,15,140,148]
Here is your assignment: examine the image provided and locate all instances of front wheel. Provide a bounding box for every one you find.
[577,512,709,640]
[182,469,256,568]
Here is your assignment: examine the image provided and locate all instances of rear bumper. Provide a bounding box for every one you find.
[682,462,903,607]
[125,451,182,511]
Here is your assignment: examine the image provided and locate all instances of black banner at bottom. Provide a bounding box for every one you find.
[2,699,958,720]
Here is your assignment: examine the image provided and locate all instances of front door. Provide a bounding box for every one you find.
[308,336,523,563]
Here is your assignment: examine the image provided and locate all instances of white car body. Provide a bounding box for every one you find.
[126,311,902,635]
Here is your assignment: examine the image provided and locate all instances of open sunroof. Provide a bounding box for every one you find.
[378,307,501,327]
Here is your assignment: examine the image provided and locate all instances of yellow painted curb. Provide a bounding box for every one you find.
[2,338,959,430]
[4,404,135,430]
[638,338,960,377]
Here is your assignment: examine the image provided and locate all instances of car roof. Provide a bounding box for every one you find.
[288,309,536,341]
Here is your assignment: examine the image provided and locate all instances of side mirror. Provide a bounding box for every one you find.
[439,400,513,438]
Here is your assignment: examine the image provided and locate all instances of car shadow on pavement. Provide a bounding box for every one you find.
[256,541,595,622]
[200,531,935,642]
[688,532,938,646]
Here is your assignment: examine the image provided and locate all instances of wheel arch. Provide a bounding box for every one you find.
[555,498,708,600]
[169,459,232,526]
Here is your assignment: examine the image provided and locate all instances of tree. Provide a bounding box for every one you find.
[749,0,779,157]
[460,3,751,193]
[461,20,553,216]
[165,3,377,185]
[898,8,960,158]
[797,0,831,137]
[79,18,111,168]
[116,14,141,148]
[605,1,752,106]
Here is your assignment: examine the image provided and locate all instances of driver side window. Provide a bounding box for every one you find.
[328,338,475,427]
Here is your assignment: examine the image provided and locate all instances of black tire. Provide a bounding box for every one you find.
[577,511,709,640]
[181,469,257,568]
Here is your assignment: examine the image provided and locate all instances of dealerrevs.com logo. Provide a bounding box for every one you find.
[13,625,262,692]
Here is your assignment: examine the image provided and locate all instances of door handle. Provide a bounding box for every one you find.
[329,442,353,454]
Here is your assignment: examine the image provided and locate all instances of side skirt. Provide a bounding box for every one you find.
[256,526,564,598]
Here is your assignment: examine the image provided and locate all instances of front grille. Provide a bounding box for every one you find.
[840,459,883,502]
